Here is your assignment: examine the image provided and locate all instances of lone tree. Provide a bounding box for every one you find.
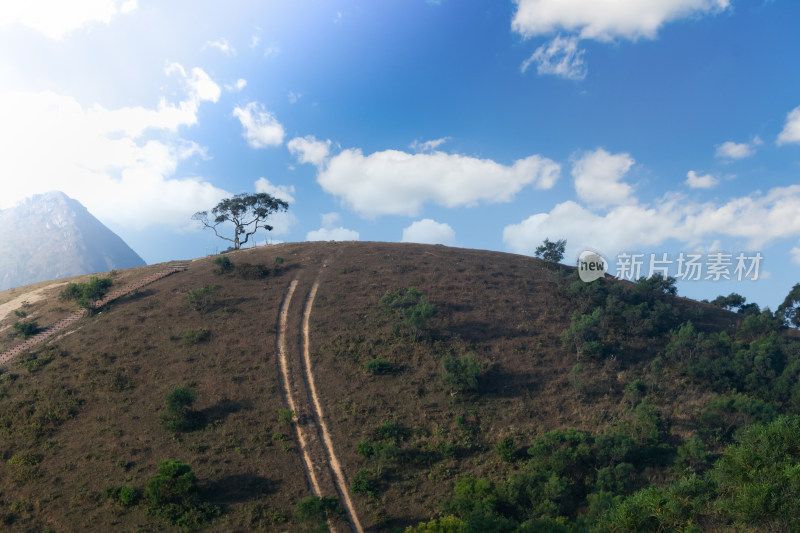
[778,283,800,328]
[535,238,566,263]
[193,193,288,250]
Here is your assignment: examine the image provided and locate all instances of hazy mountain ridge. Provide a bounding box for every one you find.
[0,191,146,290]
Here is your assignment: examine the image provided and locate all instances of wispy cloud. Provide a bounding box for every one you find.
[521,35,587,81]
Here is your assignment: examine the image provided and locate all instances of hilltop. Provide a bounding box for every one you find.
[0,241,799,532]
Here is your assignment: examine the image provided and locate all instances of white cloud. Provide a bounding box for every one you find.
[503,185,800,261]
[572,148,635,208]
[287,135,332,167]
[686,170,719,189]
[250,35,260,48]
[0,63,228,229]
[401,219,456,246]
[292,142,560,217]
[288,91,302,104]
[321,212,341,227]
[409,137,450,153]
[521,35,587,81]
[306,227,359,241]
[166,63,221,104]
[791,244,800,266]
[264,45,279,58]
[204,37,235,55]
[512,0,730,42]
[233,102,284,148]
[716,140,756,159]
[225,78,247,92]
[0,0,136,39]
[254,177,295,204]
[777,105,800,145]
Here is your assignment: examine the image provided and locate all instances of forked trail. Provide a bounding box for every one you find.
[275,275,363,533]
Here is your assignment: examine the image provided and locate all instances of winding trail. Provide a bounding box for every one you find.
[275,274,363,533]
[301,280,364,533]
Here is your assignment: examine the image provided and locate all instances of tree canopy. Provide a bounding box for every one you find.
[535,238,566,263]
[192,193,288,250]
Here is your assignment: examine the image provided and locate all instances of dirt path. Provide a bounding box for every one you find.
[301,280,364,533]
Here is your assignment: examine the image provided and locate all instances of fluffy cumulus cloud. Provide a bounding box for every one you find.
[572,148,635,208]
[0,0,136,39]
[204,37,235,55]
[777,105,800,146]
[521,35,587,80]
[512,0,730,42]
[287,135,331,167]
[253,177,297,236]
[306,212,359,241]
[233,102,285,148]
[290,138,560,217]
[504,178,800,263]
[401,219,456,245]
[716,139,760,159]
[686,170,718,189]
[0,64,228,228]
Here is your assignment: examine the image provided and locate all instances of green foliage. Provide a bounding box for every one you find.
[364,357,394,375]
[675,436,710,473]
[17,345,61,372]
[13,320,39,338]
[377,420,409,442]
[7,453,42,483]
[711,292,746,311]
[212,255,233,274]
[60,276,113,308]
[441,353,483,392]
[635,274,678,298]
[623,379,647,407]
[380,287,437,337]
[562,308,604,360]
[777,282,800,328]
[180,328,211,346]
[144,460,220,530]
[351,469,378,498]
[278,408,294,424]
[495,436,517,463]
[192,192,289,250]
[295,495,345,523]
[13,309,27,318]
[186,285,217,313]
[405,515,466,533]
[699,392,778,443]
[234,262,270,280]
[104,485,139,506]
[160,386,200,433]
[535,238,566,263]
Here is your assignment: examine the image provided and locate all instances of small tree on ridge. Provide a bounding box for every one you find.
[193,192,288,250]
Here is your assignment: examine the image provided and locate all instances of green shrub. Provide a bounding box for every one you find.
[104,485,139,506]
[160,386,201,433]
[180,328,211,346]
[295,495,345,523]
[495,436,517,463]
[235,262,270,280]
[13,320,39,338]
[144,460,220,530]
[212,255,233,274]
[377,420,408,442]
[186,286,217,313]
[365,357,394,375]
[380,287,437,338]
[278,408,294,424]
[60,276,113,308]
[442,353,483,392]
[13,309,27,318]
[351,469,377,498]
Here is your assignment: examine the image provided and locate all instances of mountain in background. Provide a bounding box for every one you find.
[0,191,145,290]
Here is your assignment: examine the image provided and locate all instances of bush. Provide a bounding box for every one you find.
[180,328,211,346]
[235,262,270,280]
[278,408,294,424]
[13,320,39,339]
[160,386,201,433]
[365,357,394,375]
[212,255,233,274]
[295,495,345,523]
[60,276,113,308]
[104,485,139,506]
[144,460,220,530]
[495,436,517,463]
[380,287,437,338]
[442,353,483,392]
[186,286,217,313]
[351,469,377,498]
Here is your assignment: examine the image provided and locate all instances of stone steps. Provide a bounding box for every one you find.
[0,262,189,366]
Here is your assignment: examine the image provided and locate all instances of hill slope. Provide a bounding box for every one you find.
[0,242,798,532]
[0,191,146,291]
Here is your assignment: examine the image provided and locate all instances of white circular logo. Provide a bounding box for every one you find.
[578,250,607,282]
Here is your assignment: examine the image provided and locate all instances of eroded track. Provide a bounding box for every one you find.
[275,274,362,533]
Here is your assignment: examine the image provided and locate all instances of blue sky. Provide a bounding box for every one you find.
[1,0,800,309]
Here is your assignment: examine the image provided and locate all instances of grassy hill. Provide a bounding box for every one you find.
[0,241,799,532]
